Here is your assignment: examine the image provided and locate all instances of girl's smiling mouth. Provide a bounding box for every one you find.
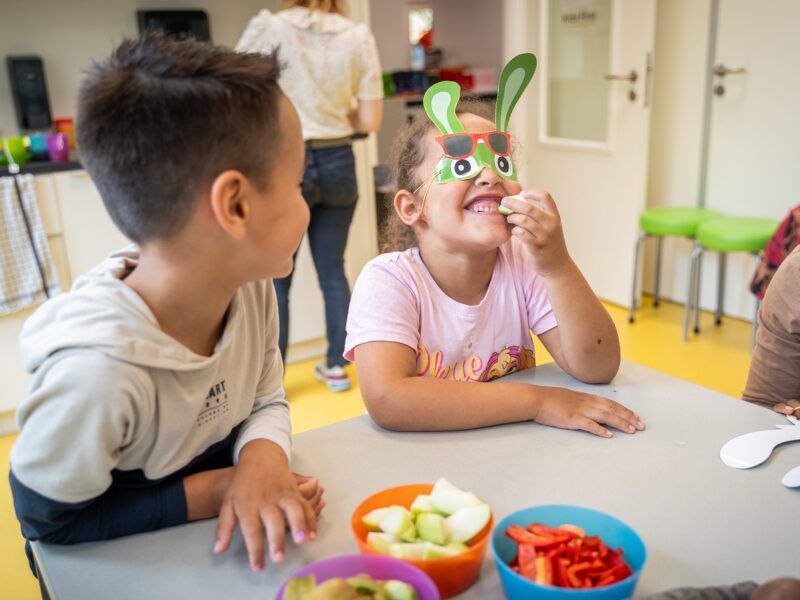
[464,195,504,214]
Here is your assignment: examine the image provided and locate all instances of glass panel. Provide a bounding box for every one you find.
[547,0,612,142]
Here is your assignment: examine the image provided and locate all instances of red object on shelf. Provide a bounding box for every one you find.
[437,69,474,91]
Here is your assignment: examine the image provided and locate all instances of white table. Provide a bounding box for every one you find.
[33,361,800,599]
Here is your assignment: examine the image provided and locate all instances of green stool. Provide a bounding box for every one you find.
[683,216,780,341]
[630,206,720,323]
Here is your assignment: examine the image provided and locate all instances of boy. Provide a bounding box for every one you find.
[9,33,323,574]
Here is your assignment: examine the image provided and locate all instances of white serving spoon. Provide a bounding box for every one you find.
[720,416,800,469]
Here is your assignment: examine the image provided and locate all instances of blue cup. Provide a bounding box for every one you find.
[28,134,49,160]
[491,505,647,600]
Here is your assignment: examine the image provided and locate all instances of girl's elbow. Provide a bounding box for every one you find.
[362,390,410,431]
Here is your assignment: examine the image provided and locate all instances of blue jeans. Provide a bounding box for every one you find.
[274,144,357,368]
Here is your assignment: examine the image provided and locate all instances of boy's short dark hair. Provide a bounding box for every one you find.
[76,33,283,243]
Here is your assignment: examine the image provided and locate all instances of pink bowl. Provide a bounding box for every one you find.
[276,553,440,599]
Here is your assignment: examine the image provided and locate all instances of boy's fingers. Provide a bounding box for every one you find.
[280,498,311,545]
[262,506,288,564]
[239,512,266,571]
[214,503,237,555]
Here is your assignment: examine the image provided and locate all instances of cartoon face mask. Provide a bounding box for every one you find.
[422,53,537,184]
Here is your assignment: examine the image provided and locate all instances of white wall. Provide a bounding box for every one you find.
[642,0,711,301]
[0,0,280,136]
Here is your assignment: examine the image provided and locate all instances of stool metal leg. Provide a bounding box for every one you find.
[629,234,648,323]
[693,247,704,334]
[683,243,704,341]
[715,252,727,326]
[653,236,663,307]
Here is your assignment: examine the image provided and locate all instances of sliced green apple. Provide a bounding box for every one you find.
[361,507,389,531]
[415,512,447,545]
[383,580,419,600]
[388,542,427,560]
[444,503,491,543]
[379,506,416,542]
[367,532,398,554]
[429,478,483,515]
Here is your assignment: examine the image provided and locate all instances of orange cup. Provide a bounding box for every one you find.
[351,484,493,598]
[54,118,75,149]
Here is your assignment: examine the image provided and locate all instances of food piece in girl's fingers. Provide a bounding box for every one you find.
[498,193,539,216]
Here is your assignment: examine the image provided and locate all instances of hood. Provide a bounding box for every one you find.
[20,247,231,373]
[278,7,355,34]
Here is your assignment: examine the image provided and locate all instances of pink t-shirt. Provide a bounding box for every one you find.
[344,239,557,382]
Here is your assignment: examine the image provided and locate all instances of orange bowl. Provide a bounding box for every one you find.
[351,484,493,598]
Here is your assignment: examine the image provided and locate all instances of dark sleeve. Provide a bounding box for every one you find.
[9,468,187,544]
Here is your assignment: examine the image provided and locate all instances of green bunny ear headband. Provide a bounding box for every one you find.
[422,53,537,184]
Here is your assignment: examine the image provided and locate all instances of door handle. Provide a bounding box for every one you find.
[604,70,638,83]
[713,64,747,77]
[605,70,638,101]
[713,64,747,96]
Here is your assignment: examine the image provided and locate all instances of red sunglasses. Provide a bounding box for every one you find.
[435,131,511,159]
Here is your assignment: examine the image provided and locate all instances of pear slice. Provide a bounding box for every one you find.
[415,512,447,545]
[429,478,483,515]
[422,542,463,559]
[409,494,439,515]
[444,503,491,543]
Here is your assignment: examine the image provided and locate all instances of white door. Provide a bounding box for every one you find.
[505,0,656,306]
[698,0,800,319]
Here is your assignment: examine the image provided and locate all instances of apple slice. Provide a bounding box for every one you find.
[367,532,398,554]
[362,507,389,531]
[429,478,483,515]
[444,503,491,543]
[422,542,463,559]
[415,512,447,545]
[388,542,427,559]
[410,494,439,515]
[380,506,417,542]
[383,580,420,600]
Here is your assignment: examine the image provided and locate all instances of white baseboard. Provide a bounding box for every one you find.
[285,337,326,365]
[0,411,18,436]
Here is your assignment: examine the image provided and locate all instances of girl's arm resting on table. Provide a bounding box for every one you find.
[538,259,620,384]
[354,341,641,436]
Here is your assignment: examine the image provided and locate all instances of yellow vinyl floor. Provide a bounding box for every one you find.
[0,298,753,599]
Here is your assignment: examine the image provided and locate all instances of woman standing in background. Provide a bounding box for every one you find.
[237,0,383,392]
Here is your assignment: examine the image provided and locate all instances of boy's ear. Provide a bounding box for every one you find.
[209,170,249,240]
[394,189,423,226]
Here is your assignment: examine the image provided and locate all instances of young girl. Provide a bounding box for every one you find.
[344,54,645,437]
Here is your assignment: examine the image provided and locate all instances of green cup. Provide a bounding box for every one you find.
[1,136,31,167]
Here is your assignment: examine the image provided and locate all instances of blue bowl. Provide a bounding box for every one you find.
[491,505,646,600]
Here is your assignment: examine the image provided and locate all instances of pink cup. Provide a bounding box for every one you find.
[46,133,69,162]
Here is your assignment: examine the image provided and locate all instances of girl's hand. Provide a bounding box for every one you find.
[501,190,570,276]
[532,386,645,437]
[773,400,800,417]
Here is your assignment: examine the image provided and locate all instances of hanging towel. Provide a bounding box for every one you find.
[0,175,61,315]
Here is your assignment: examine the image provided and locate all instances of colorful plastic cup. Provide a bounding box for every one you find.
[491,505,647,600]
[28,134,48,160]
[46,133,69,162]
[351,484,493,598]
[2,136,31,166]
[275,553,440,600]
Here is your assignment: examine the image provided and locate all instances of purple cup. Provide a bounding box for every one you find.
[46,133,69,162]
[276,554,440,600]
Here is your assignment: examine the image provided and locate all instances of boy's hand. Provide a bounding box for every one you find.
[532,386,645,437]
[213,440,318,572]
[501,190,571,276]
[294,472,326,516]
[773,400,800,417]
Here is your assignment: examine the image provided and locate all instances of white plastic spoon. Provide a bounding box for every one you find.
[781,465,800,488]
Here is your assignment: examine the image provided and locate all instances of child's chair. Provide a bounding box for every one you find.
[682,216,780,342]
[629,206,720,323]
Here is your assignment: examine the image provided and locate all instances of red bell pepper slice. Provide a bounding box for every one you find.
[534,556,554,586]
[559,524,586,538]
[506,525,560,547]
[518,543,538,580]
[527,524,572,544]
[566,562,592,588]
